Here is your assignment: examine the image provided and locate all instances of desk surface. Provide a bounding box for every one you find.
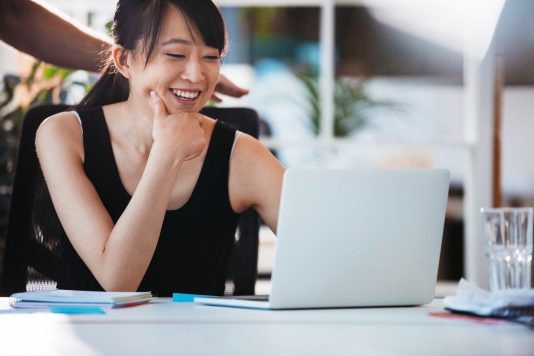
[0,298,532,355]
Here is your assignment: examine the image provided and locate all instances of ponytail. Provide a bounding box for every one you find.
[75,62,129,110]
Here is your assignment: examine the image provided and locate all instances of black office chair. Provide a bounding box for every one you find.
[0,104,260,296]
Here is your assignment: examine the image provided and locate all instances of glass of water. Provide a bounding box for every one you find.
[481,207,533,291]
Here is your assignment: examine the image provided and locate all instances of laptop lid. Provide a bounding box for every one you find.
[196,168,450,309]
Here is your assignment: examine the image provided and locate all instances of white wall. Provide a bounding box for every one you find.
[365,80,534,198]
[502,88,534,196]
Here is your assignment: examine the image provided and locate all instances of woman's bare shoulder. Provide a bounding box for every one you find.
[229,132,283,192]
[232,132,268,158]
[37,111,81,137]
[228,132,284,227]
[36,111,84,158]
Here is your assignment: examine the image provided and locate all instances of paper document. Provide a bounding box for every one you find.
[10,289,153,309]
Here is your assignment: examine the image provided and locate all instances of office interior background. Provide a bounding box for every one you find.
[0,0,532,291]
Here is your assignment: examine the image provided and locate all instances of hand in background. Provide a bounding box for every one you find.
[212,74,249,102]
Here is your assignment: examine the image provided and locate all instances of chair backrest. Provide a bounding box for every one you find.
[1,104,68,296]
[1,104,260,296]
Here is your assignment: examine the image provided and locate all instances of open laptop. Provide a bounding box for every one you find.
[195,168,450,309]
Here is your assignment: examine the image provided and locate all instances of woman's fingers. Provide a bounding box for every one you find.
[149,90,206,161]
[150,90,168,119]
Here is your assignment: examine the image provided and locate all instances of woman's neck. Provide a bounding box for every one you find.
[103,99,154,154]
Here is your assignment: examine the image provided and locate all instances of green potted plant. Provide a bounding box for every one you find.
[298,72,400,137]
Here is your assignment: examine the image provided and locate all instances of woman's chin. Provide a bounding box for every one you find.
[167,96,206,113]
[167,106,201,115]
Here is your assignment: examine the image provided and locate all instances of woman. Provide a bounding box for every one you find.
[35,0,284,296]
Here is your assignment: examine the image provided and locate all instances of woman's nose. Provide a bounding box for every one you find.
[181,58,203,83]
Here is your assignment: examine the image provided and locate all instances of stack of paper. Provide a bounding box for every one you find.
[443,279,534,325]
[10,289,153,309]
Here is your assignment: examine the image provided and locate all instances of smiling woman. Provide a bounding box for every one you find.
[77,0,226,109]
[33,0,284,296]
[118,8,221,116]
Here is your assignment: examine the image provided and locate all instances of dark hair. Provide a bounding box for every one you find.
[76,0,227,109]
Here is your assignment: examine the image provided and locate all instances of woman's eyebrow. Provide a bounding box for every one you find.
[161,38,192,46]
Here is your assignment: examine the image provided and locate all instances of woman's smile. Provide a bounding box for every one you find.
[169,88,202,106]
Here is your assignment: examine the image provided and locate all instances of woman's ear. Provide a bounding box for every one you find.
[112,45,132,79]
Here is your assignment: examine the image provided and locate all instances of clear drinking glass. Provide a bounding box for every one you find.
[481,207,533,291]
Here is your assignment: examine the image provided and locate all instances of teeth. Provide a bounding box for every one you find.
[172,89,200,99]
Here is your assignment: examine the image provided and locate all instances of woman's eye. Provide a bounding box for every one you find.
[166,53,185,59]
[204,55,220,61]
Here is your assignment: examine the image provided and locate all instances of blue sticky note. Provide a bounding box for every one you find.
[49,307,106,314]
[172,293,214,302]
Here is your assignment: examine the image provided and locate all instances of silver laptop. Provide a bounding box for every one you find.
[195,168,450,309]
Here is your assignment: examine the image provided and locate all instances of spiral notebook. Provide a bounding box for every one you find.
[10,289,153,309]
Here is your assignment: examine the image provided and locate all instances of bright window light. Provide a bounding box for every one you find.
[366,0,506,60]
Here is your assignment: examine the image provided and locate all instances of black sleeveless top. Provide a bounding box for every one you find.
[56,107,240,296]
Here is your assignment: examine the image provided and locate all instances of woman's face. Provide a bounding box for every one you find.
[127,5,221,114]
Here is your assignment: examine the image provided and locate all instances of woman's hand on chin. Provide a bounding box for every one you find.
[150,90,206,162]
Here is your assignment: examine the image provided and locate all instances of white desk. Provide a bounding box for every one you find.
[0,298,532,355]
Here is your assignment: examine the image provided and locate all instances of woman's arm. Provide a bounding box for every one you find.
[36,99,206,291]
[229,134,285,233]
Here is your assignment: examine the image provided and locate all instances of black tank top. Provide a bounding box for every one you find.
[56,107,240,296]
